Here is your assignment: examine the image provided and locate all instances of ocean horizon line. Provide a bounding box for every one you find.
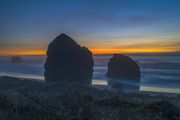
[0,51,180,57]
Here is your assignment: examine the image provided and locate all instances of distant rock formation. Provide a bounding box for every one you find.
[11,56,22,63]
[106,54,140,89]
[44,33,94,84]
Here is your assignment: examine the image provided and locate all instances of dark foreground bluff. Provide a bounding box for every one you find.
[106,54,140,89]
[44,33,94,84]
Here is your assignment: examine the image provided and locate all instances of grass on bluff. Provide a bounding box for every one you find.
[0,90,180,120]
[0,76,180,120]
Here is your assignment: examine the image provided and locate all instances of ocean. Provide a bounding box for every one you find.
[0,53,180,93]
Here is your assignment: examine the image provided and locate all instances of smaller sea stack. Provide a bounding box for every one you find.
[11,56,22,63]
[106,54,140,80]
[106,54,140,90]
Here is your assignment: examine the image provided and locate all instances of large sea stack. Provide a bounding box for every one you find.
[106,54,140,89]
[44,33,94,84]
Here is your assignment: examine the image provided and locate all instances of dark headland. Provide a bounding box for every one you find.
[0,76,179,120]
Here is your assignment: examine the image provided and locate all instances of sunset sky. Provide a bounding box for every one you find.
[0,0,180,56]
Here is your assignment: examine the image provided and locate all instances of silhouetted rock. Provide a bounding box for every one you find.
[44,33,94,84]
[106,54,140,90]
[11,56,22,63]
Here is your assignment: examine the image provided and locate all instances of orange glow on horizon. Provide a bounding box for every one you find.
[0,48,178,56]
[0,50,46,56]
[91,48,178,54]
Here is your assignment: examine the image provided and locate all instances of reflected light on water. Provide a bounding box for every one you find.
[1,72,180,94]
[140,86,180,93]
[92,79,108,86]
[0,72,44,81]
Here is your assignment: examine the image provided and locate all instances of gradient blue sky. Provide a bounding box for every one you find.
[0,0,180,55]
